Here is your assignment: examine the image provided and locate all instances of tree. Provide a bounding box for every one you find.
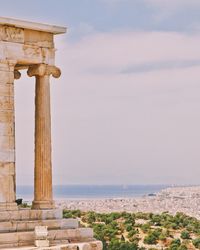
[178,245,187,250]
[108,240,138,250]
[126,224,133,232]
[169,239,181,250]
[127,229,137,238]
[193,238,200,249]
[144,233,157,245]
[181,230,190,239]
[141,223,151,233]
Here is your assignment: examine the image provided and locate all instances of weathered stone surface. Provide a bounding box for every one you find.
[0,150,14,162]
[60,246,78,250]
[0,163,15,176]
[0,241,103,250]
[0,17,66,34]
[0,41,55,65]
[0,175,15,201]
[0,111,14,123]
[0,202,17,212]
[24,29,54,48]
[0,136,14,150]
[0,72,14,84]
[61,219,79,229]
[78,243,91,250]
[0,97,14,110]
[0,84,14,96]
[1,243,101,250]
[89,241,103,250]
[35,239,50,247]
[35,225,48,240]
[0,228,94,246]
[0,123,14,136]
[0,209,62,222]
[0,26,24,43]
[0,64,15,208]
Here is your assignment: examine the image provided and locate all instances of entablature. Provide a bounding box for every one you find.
[0,17,66,66]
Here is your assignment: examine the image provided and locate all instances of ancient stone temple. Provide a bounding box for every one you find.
[0,17,102,250]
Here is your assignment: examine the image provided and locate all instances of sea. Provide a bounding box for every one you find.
[16,184,170,202]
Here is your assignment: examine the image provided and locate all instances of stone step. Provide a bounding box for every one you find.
[0,228,94,248]
[0,208,62,222]
[0,240,103,250]
[0,218,78,232]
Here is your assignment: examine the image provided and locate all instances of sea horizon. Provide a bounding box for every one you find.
[16,184,193,202]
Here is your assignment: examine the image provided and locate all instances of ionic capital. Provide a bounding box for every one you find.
[27,64,61,78]
[14,70,21,80]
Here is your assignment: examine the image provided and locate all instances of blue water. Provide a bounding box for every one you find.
[16,185,169,201]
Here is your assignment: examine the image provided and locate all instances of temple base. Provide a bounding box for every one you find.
[32,200,55,210]
[0,202,18,211]
[0,208,102,249]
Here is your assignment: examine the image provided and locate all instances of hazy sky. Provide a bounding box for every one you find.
[1,0,200,185]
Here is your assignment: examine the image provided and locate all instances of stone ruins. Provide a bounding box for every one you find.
[0,17,102,250]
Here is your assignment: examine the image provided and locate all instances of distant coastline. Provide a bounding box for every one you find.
[57,186,200,219]
[17,184,170,201]
[17,185,200,218]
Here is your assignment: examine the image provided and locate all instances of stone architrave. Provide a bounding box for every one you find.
[0,17,66,211]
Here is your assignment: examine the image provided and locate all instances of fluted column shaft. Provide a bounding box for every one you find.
[33,74,54,209]
[28,64,61,210]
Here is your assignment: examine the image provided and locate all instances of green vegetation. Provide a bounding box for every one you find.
[193,238,200,249]
[63,210,200,250]
[181,231,190,239]
[19,202,31,208]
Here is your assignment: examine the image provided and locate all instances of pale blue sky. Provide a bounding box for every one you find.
[2,0,200,36]
[1,1,200,185]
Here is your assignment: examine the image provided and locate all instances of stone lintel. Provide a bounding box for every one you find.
[0,41,56,65]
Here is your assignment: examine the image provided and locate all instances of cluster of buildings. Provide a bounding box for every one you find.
[57,186,200,218]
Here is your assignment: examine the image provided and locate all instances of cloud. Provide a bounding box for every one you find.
[121,60,200,74]
[100,0,200,9]
[69,23,95,41]
[146,0,200,9]
[16,30,200,185]
[99,0,131,4]
[56,31,200,76]
[143,0,200,24]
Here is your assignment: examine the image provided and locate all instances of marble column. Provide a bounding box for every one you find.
[27,64,61,210]
[0,60,20,210]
